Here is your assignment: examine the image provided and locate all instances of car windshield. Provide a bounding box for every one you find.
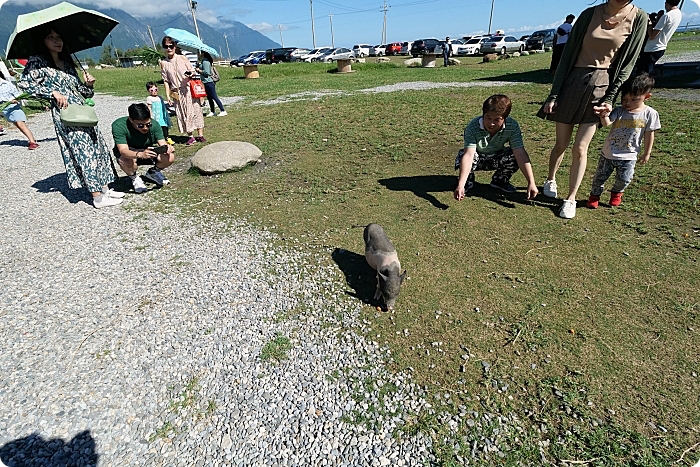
[466,38,480,44]
[531,31,547,38]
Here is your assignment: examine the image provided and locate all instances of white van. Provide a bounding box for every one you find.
[352,44,371,57]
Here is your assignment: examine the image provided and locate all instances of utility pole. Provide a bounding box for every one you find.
[223,33,232,60]
[310,0,317,48]
[146,25,157,50]
[278,23,284,47]
[189,1,201,39]
[487,0,495,35]
[381,0,389,45]
[329,12,335,48]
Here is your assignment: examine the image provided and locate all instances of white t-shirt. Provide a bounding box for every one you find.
[556,22,573,45]
[644,8,682,52]
[603,106,661,161]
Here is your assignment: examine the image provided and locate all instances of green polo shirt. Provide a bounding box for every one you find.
[463,116,524,155]
[111,116,164,149]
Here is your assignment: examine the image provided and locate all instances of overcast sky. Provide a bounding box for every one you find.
[4,0,700,49]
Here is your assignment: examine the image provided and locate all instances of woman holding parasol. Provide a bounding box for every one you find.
[11,3,125,207]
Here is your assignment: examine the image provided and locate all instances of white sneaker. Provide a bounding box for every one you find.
[543,179,558,198]
[205,112,216,117]
[559,199,577,219]
[218,111,228,117]
[93,193,123,208]
[104,188,126,198]
[131,175,147,194]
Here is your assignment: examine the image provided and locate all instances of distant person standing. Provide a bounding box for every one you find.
[635,0,682,74]
[443,36,452,67]
[195,52,227,117]
[160,36,205,145]
[550,14,575,74]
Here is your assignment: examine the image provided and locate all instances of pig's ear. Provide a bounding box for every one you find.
[378,270,388,281]
[400,270,407,283]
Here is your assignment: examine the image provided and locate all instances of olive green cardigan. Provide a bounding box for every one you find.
[548,5,648,106]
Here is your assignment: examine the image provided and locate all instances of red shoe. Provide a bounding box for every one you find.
[609,192,623,206]
[28,142,39,150]
[586,195,600,209]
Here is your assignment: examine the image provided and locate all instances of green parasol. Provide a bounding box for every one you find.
[6,2,119,59]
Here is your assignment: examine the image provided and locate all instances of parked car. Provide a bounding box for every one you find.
[372,44,387,56]
[230,54,248,67]
[265,47,298,64]
[456,37,491,56]
[445,38,464,55]
[352,44,371,57]
[481,35,524,55]
[525,29,555,51]
[231,51,264,66]
[411,39,443,57]
[245,52,266,65]
[399,41,412,55]
[386,42,402,55]
[286,48,311,61]
[316,47,355,62]
[299,47,332,62]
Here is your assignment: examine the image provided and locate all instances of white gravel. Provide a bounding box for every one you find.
[247,80,525,106]
[0,93,435,466]
[0,77,539,465]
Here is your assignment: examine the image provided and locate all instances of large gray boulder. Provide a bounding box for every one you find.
[191,141,262,174]
[403,58,421,66]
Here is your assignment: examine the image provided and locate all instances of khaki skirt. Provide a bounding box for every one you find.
[537,67,609,125]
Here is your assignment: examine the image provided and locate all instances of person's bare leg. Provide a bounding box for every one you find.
[13,121,36,143]
[547,122,574,181]
[565,122,598,201]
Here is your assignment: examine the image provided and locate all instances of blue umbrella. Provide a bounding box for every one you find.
[164,28,219,58]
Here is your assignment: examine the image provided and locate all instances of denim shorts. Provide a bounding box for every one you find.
[2,103,27,123]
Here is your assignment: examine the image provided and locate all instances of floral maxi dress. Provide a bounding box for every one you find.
[160,55,204,134]
[18,55,114,193]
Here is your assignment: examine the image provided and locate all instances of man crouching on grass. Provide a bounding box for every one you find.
[112,103,174,193]
[454,94,538,201]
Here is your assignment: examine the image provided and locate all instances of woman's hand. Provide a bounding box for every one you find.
[543,99,557,114]
[51,91,68,109]
[593,102,612,117]
[83,72,95,87]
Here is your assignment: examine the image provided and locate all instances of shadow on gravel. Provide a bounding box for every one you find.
[31,173,91,204]
[0,430,99,467]
[331,247,377,305]
[378,175,454,210]
[0,137,56,147]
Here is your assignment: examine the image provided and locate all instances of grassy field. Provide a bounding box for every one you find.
[90,46,699,466]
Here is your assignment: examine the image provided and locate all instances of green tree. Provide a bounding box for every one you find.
[99,45,115,65]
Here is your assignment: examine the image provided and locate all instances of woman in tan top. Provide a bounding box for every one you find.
[160,36,205,145]
[538,0,647,219]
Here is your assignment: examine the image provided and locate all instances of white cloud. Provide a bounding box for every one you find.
[246,22,288,33]
[507,19,564,34]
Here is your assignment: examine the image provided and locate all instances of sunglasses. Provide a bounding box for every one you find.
[136,122,152,129]
[165,44,176,49]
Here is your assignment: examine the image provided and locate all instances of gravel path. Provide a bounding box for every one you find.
[0,94,434,466]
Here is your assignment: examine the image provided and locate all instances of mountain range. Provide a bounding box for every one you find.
[0,1,281,62]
